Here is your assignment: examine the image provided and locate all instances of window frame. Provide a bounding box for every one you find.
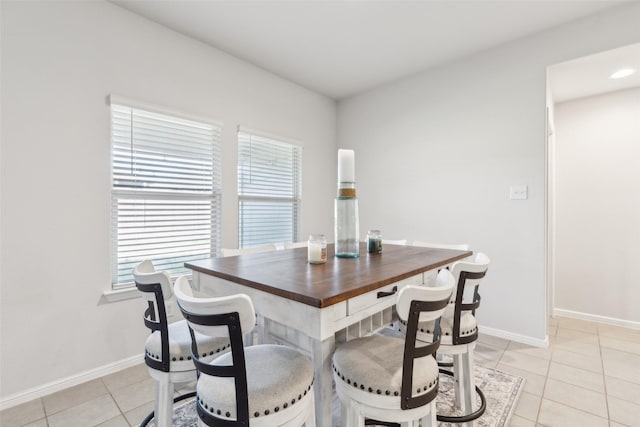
[237,127,303,249]
[109,95,222,289]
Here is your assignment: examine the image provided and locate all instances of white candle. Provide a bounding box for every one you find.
[338,149,355,183]
[308,242,327,264]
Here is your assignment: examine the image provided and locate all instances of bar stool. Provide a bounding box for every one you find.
[174,275,316,427]
[220,244,278,257]
[133,260,230,427]
[332,270,454,427]
[399,252,490,426]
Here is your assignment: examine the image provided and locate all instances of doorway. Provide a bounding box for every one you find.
[546,43,640,329]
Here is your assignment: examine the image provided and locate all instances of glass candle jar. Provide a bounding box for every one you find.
[308,234,327,264]
[367,229,382,254]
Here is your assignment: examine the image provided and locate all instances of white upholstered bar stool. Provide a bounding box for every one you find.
[133,260,230,427]
[411,241,471,283]
[220,244,278,257]
[411,241,470,251]
[399,252,490,426]
[220,244,279,344]
[332,270,454,427]
[284,241,308,249]
[174,276,316,427]
[382,239,410,246]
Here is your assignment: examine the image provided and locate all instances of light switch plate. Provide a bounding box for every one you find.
[510,185,528,200]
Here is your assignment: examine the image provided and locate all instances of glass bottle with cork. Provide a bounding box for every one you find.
[335,149,360,258]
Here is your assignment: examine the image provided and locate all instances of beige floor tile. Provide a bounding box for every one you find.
[175,380,197,396]
[507,341,553,360]
[22,419,48,427]
[123,401,155,426]
[548,317,559,327]
[601,347,640,384]
[496,363,547,396]
[609,423,629,427]
[514,392,541,421]
[47,394,120,427]
[42,378,109,415]
[96,414,130,427]
[542,378,608,418]
[551,349,602,374]
[607,396,640,426]
[600,335,640,356]
[110,377,155,413]
[101,363,150,393]
[537,399,608,427]
[474,342,505,368]
[554,327,599,343]
[605,375,640,403]
[477,333,510,350]
[549,335,601,356]
[476,353,500,369]
[0,399,46,427]
[547,362,605,393]
[557,317,599,334]
[500,350,550,376]
[598,323,640,342]
[509,414,536,426]
[547,325,557,337]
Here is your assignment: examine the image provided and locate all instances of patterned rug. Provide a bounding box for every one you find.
[152,364,523,427]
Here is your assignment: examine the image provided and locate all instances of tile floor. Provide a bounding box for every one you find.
[1,316,639,427]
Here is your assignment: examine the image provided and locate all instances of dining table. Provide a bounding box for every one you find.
[186,242,472,427]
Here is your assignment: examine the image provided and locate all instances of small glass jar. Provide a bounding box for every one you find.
[367,229,382,254]
[308,234,327,264]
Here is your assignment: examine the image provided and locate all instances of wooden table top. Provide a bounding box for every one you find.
[186,243,471,308]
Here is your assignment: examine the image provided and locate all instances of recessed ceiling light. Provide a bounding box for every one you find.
[609,68,637,79]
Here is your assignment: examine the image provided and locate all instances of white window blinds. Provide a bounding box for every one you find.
[238,130,302,248]
[111,102,221,288]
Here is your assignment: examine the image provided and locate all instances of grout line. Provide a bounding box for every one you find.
[597,331,613,427]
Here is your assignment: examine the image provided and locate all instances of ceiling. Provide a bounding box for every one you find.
[549,43,640,102]
[113,1,629,100]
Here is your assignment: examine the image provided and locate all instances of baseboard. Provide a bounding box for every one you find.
[478,325,549,348]
[553,308,640,330]
[0,354,144,411]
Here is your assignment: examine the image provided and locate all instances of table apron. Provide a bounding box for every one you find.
[191,271,427,341]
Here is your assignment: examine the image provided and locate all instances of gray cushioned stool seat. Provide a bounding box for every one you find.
[332,335,438,400]
[145,319,230,371]
[197,344,314,420]
[420,312,477,337]
[400,312,477,342]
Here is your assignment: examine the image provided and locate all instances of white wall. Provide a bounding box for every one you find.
[554,88,640,324]
[337,3,640,343]
[0,1,336,401]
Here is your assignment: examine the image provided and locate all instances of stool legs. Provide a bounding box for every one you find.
[154,377,174,427]
[449,344,477,427]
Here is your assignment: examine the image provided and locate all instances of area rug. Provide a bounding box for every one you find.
[150,365,523,427]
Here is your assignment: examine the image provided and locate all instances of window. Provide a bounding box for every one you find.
[110,97,221,288]
[237,130,302,248]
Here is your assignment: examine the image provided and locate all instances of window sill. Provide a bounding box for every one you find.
[102,286,140,303]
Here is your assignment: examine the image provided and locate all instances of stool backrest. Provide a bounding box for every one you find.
[448,252,490,345]
[412,241,470,251]
[396,269,454,410]
[173,276,256,338]
[396,269,454,322]
[133,260,174,302]
[133,260,174,372]
[174,275,256,426]
[220,244,278,257]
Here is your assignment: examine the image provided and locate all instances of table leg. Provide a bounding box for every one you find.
[312,335,336,427]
